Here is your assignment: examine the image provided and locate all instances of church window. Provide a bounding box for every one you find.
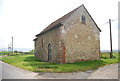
[81,15,86,24]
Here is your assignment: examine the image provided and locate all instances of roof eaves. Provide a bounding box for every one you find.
[33,38,37,41]
[36,23,63,37]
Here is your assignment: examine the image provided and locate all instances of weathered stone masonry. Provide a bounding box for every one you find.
[34,4,101,63]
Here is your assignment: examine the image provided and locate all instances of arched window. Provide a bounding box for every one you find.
[48,43,52,62]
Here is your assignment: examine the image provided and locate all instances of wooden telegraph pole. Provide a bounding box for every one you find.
[109,19,113,58]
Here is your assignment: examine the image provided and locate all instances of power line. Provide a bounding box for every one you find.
[100,18,119,27]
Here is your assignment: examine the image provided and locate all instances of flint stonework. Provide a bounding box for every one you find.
[34,4,101,64]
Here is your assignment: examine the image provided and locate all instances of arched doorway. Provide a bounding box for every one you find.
[48,43,52,62]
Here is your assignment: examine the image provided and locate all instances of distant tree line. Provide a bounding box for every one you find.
[0,50,34,56]
[14,50,34,54]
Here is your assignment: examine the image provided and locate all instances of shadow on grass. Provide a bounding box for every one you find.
[23,55,57,70]
[66,60,108,69]
[23,55,42,62]
[23,55,108,72]
[22,54,119,72]
[74,60,107,65]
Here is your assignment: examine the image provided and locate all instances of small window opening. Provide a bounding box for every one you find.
[81,15,86,24]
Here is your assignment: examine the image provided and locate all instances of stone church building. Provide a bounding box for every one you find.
[34,4,101,63]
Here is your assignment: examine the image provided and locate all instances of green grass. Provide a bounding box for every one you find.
[101,52,119,59]
[1,53,120,73]
[0,51,8,56]
[0,57,2,61]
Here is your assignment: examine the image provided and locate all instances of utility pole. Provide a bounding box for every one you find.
[109,19,113,58]
[12,37,13,55]
[8,44,11,55]
[8,44,9,55]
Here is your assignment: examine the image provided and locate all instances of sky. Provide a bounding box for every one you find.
[0,0,119,51]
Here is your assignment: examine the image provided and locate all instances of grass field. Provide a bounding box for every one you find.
[1,52,119,73]
[0,51,8,56]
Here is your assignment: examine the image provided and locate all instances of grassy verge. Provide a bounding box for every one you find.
[1,53,120,73]
[0,52,8,56]
[0,57,2,61]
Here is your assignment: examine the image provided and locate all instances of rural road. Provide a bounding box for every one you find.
[36,70,95,79]
[0,60,119,79]
[0,61,39,79]
[88,63,119,79]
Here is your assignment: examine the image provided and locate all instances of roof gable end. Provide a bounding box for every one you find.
[82,5,101,32]
[36,5,82,36]
[36,4,101,37]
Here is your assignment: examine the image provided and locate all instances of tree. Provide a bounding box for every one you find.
[14,50,18,53]
[29,50,34,54]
